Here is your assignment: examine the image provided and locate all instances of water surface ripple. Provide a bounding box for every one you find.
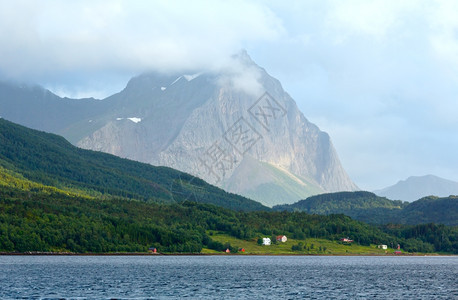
[1,255,456,299]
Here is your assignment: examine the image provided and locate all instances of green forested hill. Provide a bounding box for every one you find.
[0,118,267,211]
[274,191,405,212]
[273,191,457,226]
[0,118,456,254]
[1,183,456,254]
[273,191,406,223]
[396,196,458,226]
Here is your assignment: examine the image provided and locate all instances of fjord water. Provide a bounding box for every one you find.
[1,256,456,299]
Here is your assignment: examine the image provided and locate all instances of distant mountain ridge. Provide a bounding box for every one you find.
[0,51,358,206]
[374,175,458,202]
[0,81,106,135]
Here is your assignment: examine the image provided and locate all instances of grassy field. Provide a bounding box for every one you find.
[205,232,399,255]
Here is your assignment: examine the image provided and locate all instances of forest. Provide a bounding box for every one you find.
[1,185,456,254]
[0,118,457,254]
[0,118,267,212]
[274,191,458,226]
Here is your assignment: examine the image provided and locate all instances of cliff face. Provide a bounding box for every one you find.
[76,53,358,206]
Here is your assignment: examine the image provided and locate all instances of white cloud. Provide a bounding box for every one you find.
[428,1,458,80]
[324,0,424,40]
[215,52,264,97]
[0,0,283,80]
[257,0,458,189]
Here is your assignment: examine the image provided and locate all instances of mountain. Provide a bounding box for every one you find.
[397,196,458,226]
[0,81,107,135]
[3,179,456,254]
[0,118,268,211]
[274,191,407,224]
[374,175,458,202]
[0,51,358,206]
[273,191,458,226]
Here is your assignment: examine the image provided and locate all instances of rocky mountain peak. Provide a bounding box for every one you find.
[75,53,358,206]
[0,52,358,207]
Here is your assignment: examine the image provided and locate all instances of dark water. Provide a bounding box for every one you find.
[0,255,456,299]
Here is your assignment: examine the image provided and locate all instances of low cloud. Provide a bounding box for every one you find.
[0,0,283,93]
[215,53,264,97]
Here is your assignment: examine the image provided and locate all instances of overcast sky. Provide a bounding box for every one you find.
[1,0,457,190]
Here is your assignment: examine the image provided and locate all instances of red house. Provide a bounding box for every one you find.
[276,235,288,243]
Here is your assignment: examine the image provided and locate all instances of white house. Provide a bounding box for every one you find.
[276,235,287,243]
[378,244,388,250]
[340,237,353,243]
[262,238,271,246]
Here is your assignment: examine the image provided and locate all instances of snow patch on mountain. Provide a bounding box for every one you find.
[171,76,182,85]
[184,73,201,81]
[116,117,142,123]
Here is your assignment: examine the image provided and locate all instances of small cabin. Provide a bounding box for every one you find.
[262,238,271,246]
[340,237,353,243]
[378,244,388,250]
[276,235,287,243]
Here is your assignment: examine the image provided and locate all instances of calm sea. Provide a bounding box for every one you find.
[0,255,456,299]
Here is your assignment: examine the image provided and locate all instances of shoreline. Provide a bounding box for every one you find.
[0,252,452,257]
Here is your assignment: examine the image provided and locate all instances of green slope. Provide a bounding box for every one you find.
[1,182,456,254]
[223,156,324,207]
[397,196,458,226]
[0,161,456,254]
[0,118,456,255]
[0,118,268,211]
[273,191,457,226]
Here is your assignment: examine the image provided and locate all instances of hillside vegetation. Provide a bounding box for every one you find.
[1,182,456,254]
[0,119,457,254]
[0,118,267,211]
[397,196,458,225]
[274,191,458,226]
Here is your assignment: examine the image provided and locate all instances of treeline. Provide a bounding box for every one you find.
[0,186,220,253]
[273,191,407,225]
[1,186,456,254]
[380,223,457,253]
